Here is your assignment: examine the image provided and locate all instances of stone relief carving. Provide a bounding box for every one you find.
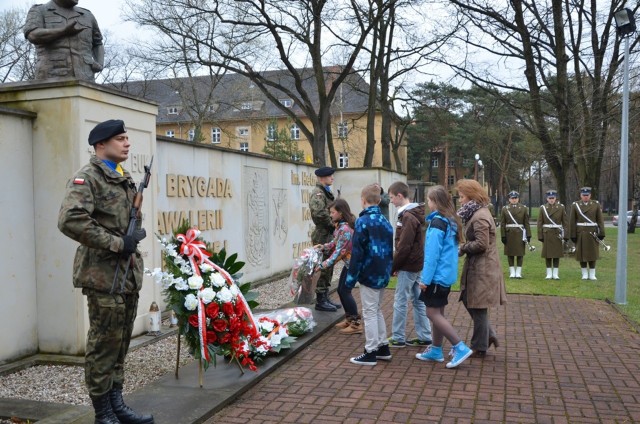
[244,167,269,267]
[271,189,288,245]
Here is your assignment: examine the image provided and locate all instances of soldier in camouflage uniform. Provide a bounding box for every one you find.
[500,191,531,279]
[537,190,568,280]
[58,120,154,424]
[569,187,605,281]
[309,166,341,312]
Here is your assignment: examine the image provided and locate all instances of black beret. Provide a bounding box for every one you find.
[580,187,591,194]
[88,119,126,145]
[315,166,335,177]
[545,190,558,197]
[508,190,520,198]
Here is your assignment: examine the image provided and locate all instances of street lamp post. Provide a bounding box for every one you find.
[474,153,480,180]
[614,8,636,305]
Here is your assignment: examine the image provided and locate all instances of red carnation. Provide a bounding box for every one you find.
[206,331,217,343]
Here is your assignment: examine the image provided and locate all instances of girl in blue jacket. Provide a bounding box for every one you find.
[416,186,473,369]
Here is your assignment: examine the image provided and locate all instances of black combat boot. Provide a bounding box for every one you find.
[109,388,154,424]
[90,393,121,424]
[327,296,342,309]
[315,292,337,312]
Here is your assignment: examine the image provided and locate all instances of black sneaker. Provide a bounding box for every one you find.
[375,344,392,361]
[405,338,432,347]
[350,349,377,366]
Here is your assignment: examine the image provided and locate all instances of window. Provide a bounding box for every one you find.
[339,152,349,168]
[165,130,175,138]
[167,107,179,115]
[240,102,252,110]
[430,174,439,184]
[431,157,439,168]
[448,159,456,167]
[448,175,455,186]
[267,123,277,141]
[207,104,217,112]
[237,127,250,137]
[337,121,348,138]
[291,154,300,161]
[462,158,473,167]
[240,142,249,152]
[279,99,293,108]
[290,123,300,140]
[211,127,221,144]
[188,129,195,141]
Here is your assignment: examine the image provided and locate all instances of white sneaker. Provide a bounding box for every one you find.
[545,268,552,280]
[581,268,588,280]
[589,269,597,281]
[552,268,560,280]
[509,267,515,278]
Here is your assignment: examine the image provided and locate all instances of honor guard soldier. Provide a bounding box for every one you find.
[500,191,531,278]
[309,166,341,311]
[537,190,568,280]
[569,187,605,280]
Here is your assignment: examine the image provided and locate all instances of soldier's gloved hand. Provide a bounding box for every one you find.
[598,235,605,240]
[571,237,577,243]
[121,235,138,255]
[501,236,506,244]
[133,228,147,242]
[564,238,569,242]
[538,237,544,242]
[527,237,531,242]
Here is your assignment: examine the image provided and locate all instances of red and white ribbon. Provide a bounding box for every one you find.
[176,228,260,360]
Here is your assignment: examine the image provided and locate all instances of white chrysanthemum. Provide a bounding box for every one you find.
[260,321,274,332]
[165,244,178,257]
[210,272,226,288]
[229,284,240,296]
[270,334,282,347]
[216,286,233,303]
[173,277,189,291]
[198,287,215,304]
[257,336,270,352]
[184,294,198,311]
[180,264,193,275]
[188,275,204,290]
[200,263,214,273]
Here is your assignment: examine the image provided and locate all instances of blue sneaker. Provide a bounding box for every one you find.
[446,342,473,368]
[415,346,444,362]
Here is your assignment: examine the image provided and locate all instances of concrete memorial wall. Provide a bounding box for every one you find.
[0,80,404,363]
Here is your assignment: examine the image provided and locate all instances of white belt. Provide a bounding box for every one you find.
[506,224,522,228]
[577,223,598,226]
[543,224,562,228]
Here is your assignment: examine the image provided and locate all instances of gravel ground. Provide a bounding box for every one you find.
[0,268,340,422]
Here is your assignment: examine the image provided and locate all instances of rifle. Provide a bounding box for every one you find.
[110,156,153,294]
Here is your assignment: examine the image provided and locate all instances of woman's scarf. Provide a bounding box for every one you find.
[457,200,483,223]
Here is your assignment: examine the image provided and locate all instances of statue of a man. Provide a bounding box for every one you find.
[24,0,104,81]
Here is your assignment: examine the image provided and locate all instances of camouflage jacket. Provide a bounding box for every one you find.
[58,156,143,294]
[309,183,335,244]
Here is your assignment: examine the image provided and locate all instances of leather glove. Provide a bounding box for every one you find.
[598,235,605,240]
[564,238,569,242]
[527,237,531,242]
[538,237,544,242]
[571,237,577,243]
[501,236,506,245]
[121,235,138,255]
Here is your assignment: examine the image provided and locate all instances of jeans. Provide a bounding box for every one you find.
[337,266,358,317]
[359,285,387,353]
[391,270,432,343]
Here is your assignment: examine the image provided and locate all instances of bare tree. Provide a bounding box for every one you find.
[123,0,396,166]
[441,0,638,203]
[0,6,35,82]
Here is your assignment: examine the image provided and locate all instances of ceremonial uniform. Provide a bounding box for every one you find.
[569,187,605,280]
[537,190,568,279]
[500,191,530,278]
[309,166,338,311]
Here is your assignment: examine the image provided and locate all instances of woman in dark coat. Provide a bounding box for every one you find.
[456,179,507,357]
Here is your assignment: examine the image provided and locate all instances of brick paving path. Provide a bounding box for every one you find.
[206,291,640,423]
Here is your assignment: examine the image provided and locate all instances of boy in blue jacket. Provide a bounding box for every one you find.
[346,184,394,366]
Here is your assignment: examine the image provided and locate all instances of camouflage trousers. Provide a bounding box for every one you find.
[83,289,139,397]
[312,231,334,294]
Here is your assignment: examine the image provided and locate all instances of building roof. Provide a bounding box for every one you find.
[110,68,372,124]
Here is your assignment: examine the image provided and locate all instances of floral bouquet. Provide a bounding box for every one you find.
[289,247,322,304]
[252,307,317,359]
[147,224,265,373]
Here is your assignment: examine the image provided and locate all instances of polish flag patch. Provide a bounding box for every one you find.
[73,178,85,185]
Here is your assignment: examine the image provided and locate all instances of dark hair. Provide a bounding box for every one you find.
[428,185,464,243]
[328,198,356,229]
[388,181,409,198]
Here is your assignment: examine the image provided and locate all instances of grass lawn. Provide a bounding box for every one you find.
[387,226,640,327]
